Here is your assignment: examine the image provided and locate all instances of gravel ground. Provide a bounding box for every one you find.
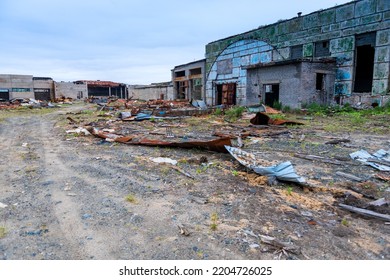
[0,103,389,260]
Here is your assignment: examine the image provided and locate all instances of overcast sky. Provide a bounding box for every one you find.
[0,0,352,84]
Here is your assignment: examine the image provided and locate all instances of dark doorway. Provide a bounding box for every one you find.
[354,32,376,93]
[34,91,51,101]
[0,90,9,101]
[216,83,236,105]
[264,84,279,107]
[354,45,375,92]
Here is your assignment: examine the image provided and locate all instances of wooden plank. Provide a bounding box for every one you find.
[339,204,390,222]
[336,171,364,182]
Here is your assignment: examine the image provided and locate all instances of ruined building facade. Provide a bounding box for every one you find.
[204,0,390,108]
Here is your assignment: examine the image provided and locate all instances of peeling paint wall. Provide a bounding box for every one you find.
[205,0,390,107]
[205,40,273,105]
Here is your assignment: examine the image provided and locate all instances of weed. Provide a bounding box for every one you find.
[196,250,204,259]
[125,194,137,204]
[213,107,223,116]
[196,164,209,174]
[224,106,245,122]
[341,218,349,227]
[272,100,283,110]
[210,212,218,231]
[286,186,293,196]
[0,226,6,238]
[231,170,239,176]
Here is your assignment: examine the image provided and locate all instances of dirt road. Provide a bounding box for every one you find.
[0,103,389,260]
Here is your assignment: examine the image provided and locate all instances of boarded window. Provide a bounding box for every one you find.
[291,45,303,59]
[314,41,330,57]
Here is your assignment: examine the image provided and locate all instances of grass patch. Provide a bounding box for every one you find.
[224,106,245,122]
[0,226,6,238]
[210,212,219,231]
[125,194,138,204]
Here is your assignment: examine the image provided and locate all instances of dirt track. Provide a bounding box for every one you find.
[0,103,389,260]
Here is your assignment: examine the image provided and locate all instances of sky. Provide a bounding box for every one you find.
[0,0,352,85]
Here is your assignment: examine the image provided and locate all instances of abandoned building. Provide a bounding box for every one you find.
[172,59,206,101]
[74,80,128,99]
[54,81,89,100]
[0,74,54,101]
[128,82,173,101]
[203,0,390,108]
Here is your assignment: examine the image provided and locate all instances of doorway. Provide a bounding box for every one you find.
[216,83,236,105]
[264,84,279,107]
[354,32,376,93]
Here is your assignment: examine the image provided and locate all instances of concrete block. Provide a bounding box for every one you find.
[336,3,355,22]
[378,0,390,12]
[377,29,390,46]
[340,18,360,30]
[319,9,336,25]
[335,81,352,96]
[336,67,353,81]
[384,11,390,20]
[330,37,354,53]
[304,13,319,29]
[360,13,382,25]
[372,79,389,94]
[373,63,389,79]
[273,47,289,61]
[355,0,376,17]
[375,46,390,63]
[334,52,355,66]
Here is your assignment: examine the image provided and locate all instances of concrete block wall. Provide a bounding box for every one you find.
[205,40,273,105]
[129,84,173,101]
[54,82,88,100]
[205,0,390,106]
[0,74,34,99]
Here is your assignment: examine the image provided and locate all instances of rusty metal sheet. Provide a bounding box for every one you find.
[250,112,304,126]
[225,146,306,184]
[87,127,231,153]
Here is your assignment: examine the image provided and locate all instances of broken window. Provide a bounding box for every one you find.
[314,41,330,57]
[175,71,185,78]
[316,73,325,91]
[291,45,303,59]
[177,80,188,99]
[354,32,376,93]
[189,68,202,75]
[264,84,279,107]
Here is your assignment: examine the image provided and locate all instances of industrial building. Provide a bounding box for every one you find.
[0,74,54,101]
[203,0,390,108]
[129,82,173,101]
[171,59,206,101]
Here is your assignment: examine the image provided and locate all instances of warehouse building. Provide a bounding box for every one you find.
[204,0,390,108]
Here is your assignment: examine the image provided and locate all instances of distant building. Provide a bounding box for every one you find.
[0,74,54,101]
[54,81,88,100]
[172,59,206,101]
[129,82,173,100]
[75,80,128,99]
[204,0,390,108]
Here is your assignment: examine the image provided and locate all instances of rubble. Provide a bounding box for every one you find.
[350,149,390,171]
